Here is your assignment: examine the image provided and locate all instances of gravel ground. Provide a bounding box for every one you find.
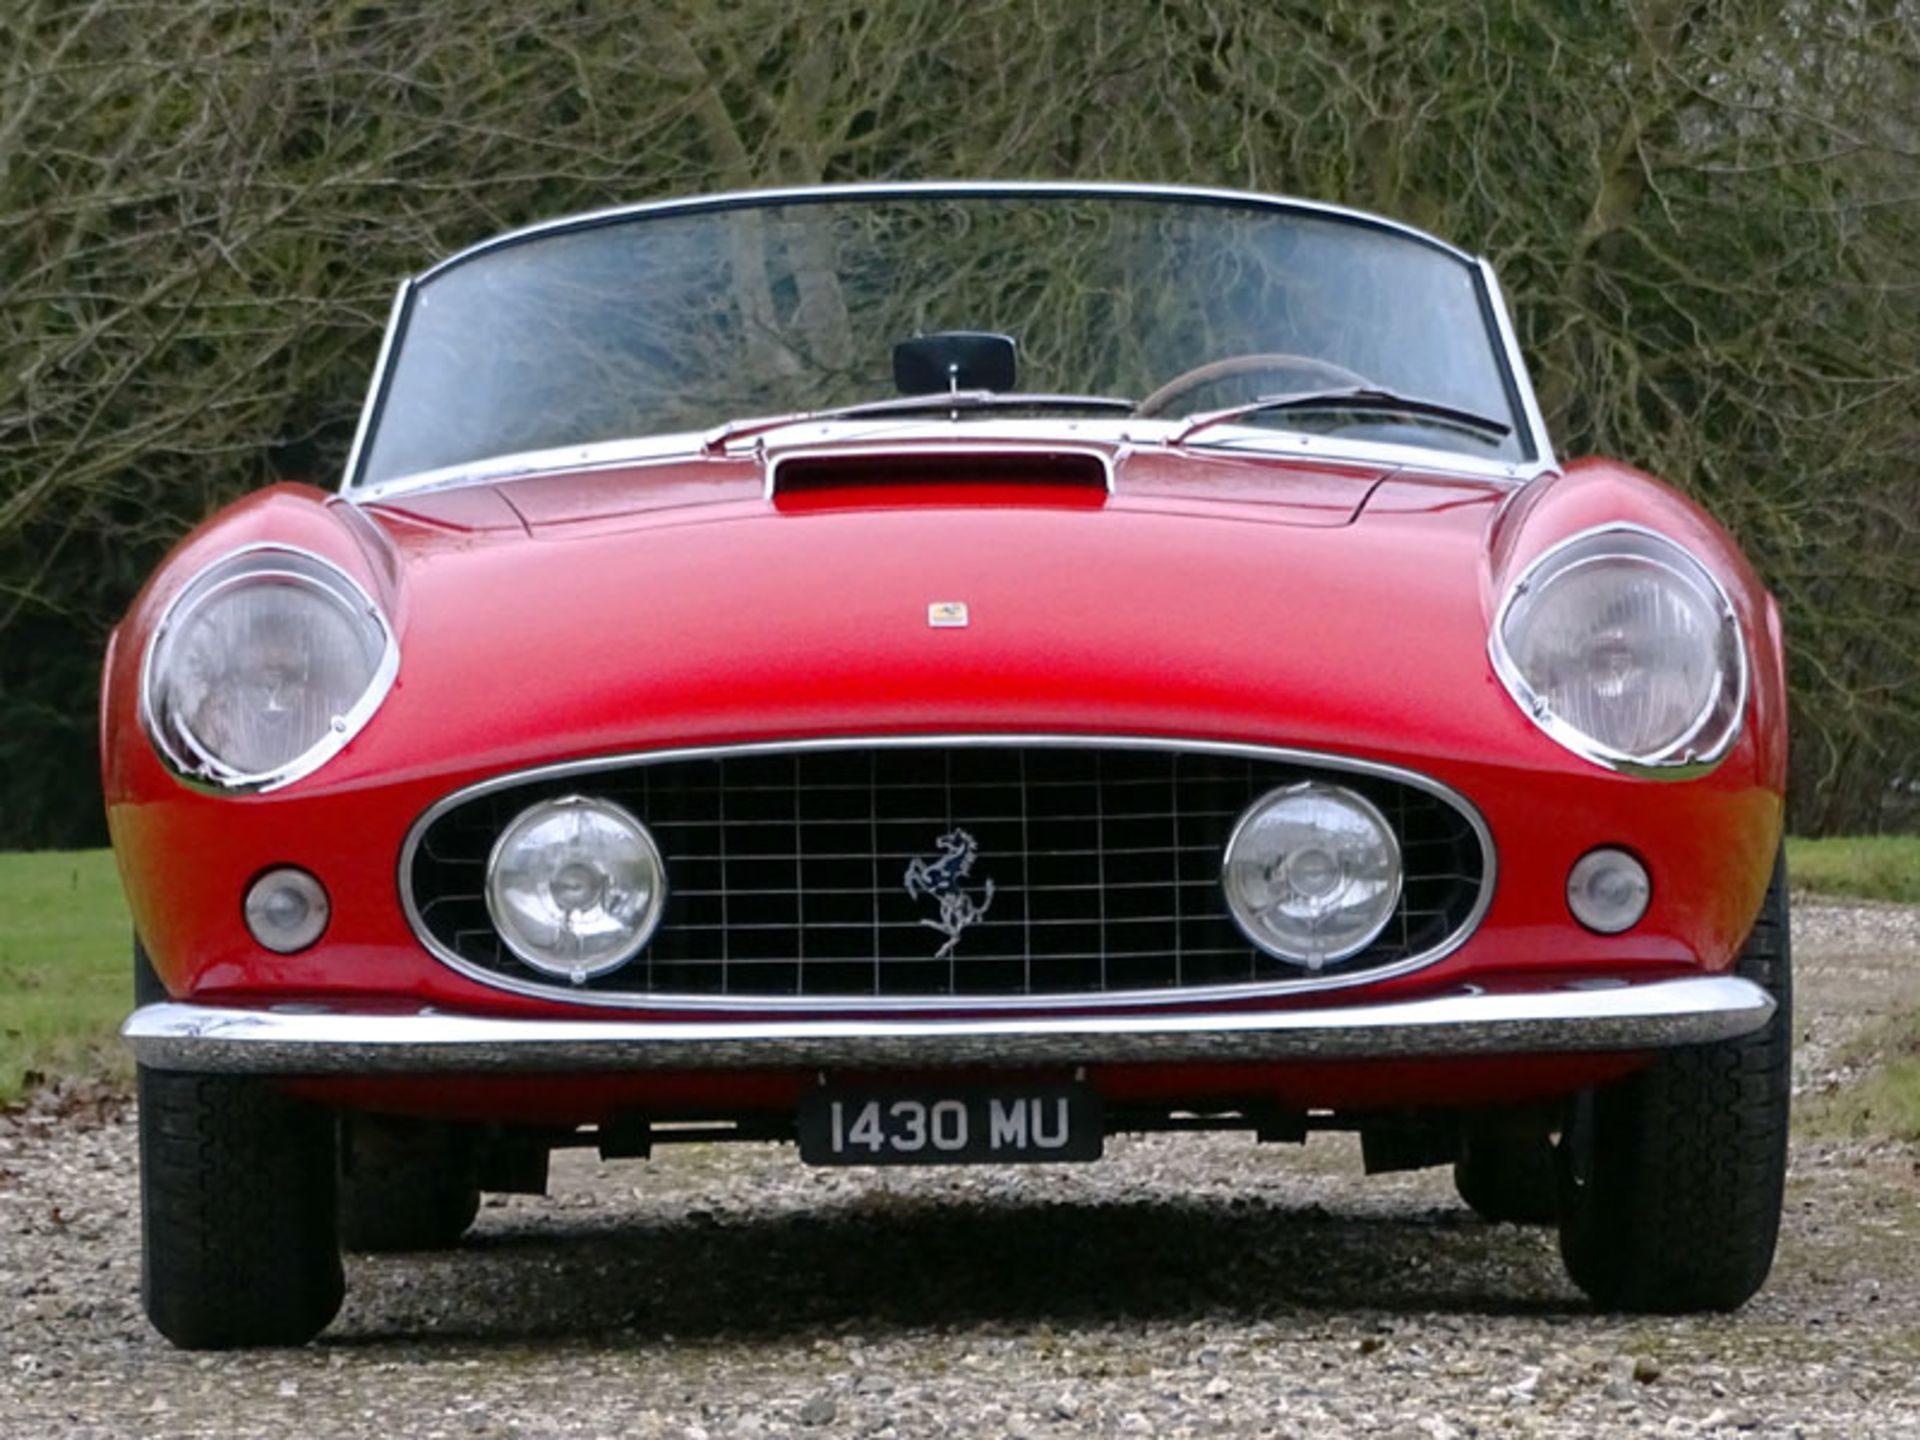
[2,901,1917,1439]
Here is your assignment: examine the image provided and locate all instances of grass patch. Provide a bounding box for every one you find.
[1804,1011,1920,1144]
[1787,835,1920,905]
[0,849,130,1105]
[1850,1058,1920,1143]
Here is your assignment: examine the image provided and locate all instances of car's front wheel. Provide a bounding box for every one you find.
[1555,848,1792,1312]
[139,1067,343,1348]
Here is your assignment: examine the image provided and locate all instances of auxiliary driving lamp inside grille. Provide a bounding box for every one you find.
[404,742,1490,1002]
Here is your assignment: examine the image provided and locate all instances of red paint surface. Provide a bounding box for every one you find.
[103,438,1786,1126]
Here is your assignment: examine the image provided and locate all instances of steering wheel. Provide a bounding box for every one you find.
[1135,352,1376,419]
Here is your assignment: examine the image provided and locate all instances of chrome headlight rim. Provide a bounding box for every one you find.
[1219,779,1405,968]
[483,794,668,982]
[1489,522,1747,778]
[139,543,400,794]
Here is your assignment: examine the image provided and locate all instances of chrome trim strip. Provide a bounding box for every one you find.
[138,544,401,795]
[340,282,411,492]
[354,431,726,504]
[1486,523,1749,780]
[1147,428,1545,484]
[347,417,1547,508]
[419,181,1478,283]
[397,734,1498,1014]
[1478,259,1558,470]
[762,440,1118,501]
[121,976,1774,1074]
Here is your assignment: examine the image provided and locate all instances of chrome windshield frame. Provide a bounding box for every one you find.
[347,417,1551,508]
[339,181,1557,496]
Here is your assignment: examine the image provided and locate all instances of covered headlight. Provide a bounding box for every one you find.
[1221,782,1402,968]
[143,546,396,789]
[1493,526,1744,771]
[486,795,666,983]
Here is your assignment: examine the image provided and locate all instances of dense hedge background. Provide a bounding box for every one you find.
[4,1,1916,846]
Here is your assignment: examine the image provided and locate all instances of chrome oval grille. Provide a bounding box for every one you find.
[404,739,1492,1005]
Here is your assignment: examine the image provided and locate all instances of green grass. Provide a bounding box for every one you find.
[0,849,130,1105]
[1803,1010,1920,1144]
[1779,834,1920,1143]
[1787,835,1920,905]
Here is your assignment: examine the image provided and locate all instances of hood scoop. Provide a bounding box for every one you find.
[769,445,1111,510]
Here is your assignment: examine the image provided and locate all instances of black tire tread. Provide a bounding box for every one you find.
[140,1067,343,1348]
[1557,848,1792,1312]
[133,936,167,1006]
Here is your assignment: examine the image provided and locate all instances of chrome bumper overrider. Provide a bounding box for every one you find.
[122,977,1772,1074]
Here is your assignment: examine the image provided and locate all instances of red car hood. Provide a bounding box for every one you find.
[335,442,1528,789]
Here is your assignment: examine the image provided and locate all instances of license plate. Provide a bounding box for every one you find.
[796,1084,1103,1167]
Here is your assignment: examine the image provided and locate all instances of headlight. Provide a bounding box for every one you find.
[1492,525,1744,772]
[486,795,666,983]
[1221,781,1402,968]
[143,546,396,790]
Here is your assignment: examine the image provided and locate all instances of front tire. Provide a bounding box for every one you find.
[1555,848,1792,1312]
[133,936,167,1005]
[139,1067,343,1348]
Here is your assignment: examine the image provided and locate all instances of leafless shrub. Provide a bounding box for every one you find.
[2,0,1914,839]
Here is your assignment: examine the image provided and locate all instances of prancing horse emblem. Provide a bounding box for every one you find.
[903,828,996,959]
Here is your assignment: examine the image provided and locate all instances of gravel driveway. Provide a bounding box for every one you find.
[3,902,1917,1438]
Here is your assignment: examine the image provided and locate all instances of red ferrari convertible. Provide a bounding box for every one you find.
[107,184,1789,1347]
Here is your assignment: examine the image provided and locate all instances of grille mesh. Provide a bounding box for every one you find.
[407,744,1487,1000]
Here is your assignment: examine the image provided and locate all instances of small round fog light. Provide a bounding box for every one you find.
[1222,781,1403,969]
[486,795,666,983]
[1567,847,1651,934]
[243,867,330,953]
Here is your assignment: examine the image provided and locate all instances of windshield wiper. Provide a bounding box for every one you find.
[1168,387,1512,447]
[703,390,1137,454]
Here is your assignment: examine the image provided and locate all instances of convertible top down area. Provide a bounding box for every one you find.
[106,184,1789,1347]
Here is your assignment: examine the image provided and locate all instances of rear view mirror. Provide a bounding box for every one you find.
[893,331,1017,395]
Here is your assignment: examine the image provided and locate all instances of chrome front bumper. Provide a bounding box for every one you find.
[122,976,1772,1074]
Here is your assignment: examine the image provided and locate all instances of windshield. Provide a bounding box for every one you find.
[356,189,1531,486]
